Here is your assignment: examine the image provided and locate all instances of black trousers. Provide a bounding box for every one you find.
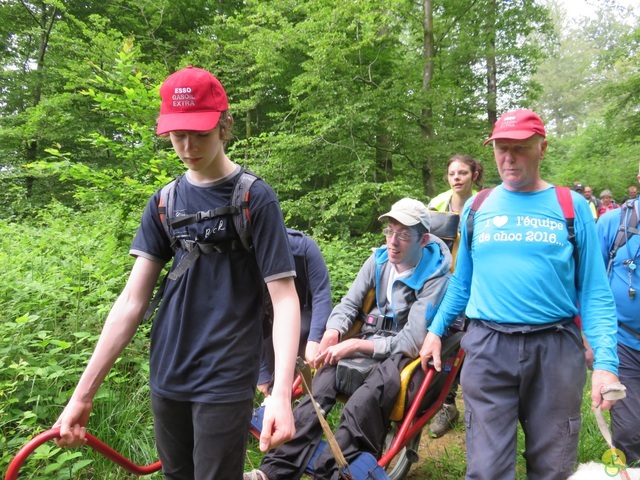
[260,354,404,480]
[151,394,252,480]
[611,342,640,464]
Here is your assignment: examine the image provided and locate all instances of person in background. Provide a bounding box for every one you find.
[584,186,601,218]
[420,109,620,479]
[574,183,598,220]
[428,154,484,214]
[53,66,300,480]
[622,185,638,204]
[258,228,332,395]
[426,153,484,438]
[246,198,451,480]
[596,163,640,465]
[598,189,619,217]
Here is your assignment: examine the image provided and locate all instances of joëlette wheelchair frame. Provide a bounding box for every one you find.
[4,335,463,480]
[6,212,464,479]
[248,331,465,480]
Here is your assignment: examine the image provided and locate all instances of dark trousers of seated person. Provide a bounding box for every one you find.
[260,354,404,480]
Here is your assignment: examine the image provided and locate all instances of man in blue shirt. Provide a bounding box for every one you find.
[597,165,640,465]
[420,109,621,479]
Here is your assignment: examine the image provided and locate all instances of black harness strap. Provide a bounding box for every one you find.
[168,205,239,230]
[607,200,639,275]
[144,169,259,321]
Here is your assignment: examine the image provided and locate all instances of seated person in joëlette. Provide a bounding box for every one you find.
[245,198,452,480]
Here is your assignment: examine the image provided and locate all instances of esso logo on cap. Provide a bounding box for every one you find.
[174,87,192,94]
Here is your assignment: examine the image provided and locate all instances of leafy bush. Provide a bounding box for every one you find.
[0,202,159,478]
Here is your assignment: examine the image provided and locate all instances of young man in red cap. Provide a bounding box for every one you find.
[420,109,621,479]
[54,66,300,480]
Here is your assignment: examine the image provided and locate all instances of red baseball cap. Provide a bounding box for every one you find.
[156,66,229,135]
[483,109,546,146]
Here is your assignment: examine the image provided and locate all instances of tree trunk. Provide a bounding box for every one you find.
[25,2,57,196]
[420,0,436,197]
[485,0,498,128]
[375,130,392,182]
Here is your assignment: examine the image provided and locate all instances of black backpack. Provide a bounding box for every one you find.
[144,168,262,321]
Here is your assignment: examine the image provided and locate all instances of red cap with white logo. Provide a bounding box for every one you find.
[483,109,546,146]
[156,66,228,135]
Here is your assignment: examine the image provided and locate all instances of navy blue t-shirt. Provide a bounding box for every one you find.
[131,166,295,403]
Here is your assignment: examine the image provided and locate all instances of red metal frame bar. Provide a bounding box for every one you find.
[4,427,162,480]
[7,352,464,480]
[378,348,466,467]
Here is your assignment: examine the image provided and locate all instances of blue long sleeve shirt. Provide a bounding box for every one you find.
[428,185,619,374]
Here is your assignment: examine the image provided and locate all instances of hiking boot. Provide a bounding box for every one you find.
[428,402,459,438]
[243,469,269,480]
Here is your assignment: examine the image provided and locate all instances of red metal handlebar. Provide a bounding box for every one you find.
[4,427,162,480]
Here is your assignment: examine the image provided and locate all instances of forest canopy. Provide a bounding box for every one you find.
[1,0,638,236]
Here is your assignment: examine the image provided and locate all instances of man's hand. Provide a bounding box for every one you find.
[322,339,362,365]
[311,329,340,368]
[304,341,320,366]
[259,395,295,452]
[54,399,93,448]
[591,369,622,411]
[420,332,442,372]
[257,382,270,396]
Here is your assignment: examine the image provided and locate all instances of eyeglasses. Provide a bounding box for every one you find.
[382,228,418,241]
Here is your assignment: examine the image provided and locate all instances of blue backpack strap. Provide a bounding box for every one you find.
[465,187,494,251]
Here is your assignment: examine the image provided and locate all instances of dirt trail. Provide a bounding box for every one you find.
[405,394,466,479]
[405,428,465,479]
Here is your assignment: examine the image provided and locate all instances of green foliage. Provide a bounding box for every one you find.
[0,202,160,478]
[316,233,378,304]
[0,192,369,478]
[535,3,640,196]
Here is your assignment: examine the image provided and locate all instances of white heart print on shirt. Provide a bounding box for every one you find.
[492,216,508,227]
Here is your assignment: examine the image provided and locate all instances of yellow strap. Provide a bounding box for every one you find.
[389,358,422,422]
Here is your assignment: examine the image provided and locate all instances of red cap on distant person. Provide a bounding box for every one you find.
[483,109,546,146]
[157,66,228,135]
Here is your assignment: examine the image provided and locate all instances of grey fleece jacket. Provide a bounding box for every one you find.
[326,235,452,359]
